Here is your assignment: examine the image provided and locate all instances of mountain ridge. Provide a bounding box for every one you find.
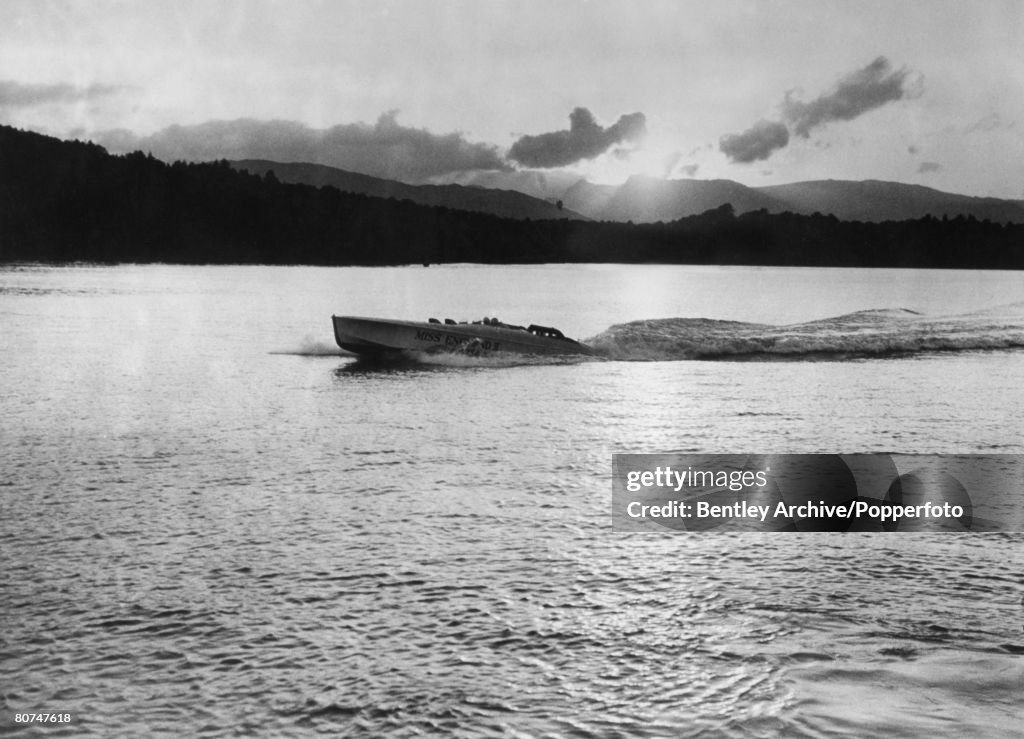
[431,170,1024,225]
[2,124,1022,270]
[754,179,1024,224]
[229,159,590,222]
[228,157,1024,225]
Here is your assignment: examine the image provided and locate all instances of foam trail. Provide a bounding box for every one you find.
[270,334,350,356]
[585,305,1024,361]
[410,350,592,368]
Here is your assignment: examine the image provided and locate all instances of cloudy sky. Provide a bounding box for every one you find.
[2,0,1022,197]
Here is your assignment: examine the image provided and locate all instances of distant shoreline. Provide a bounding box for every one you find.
[5,260,1024,273]
[3,125,1023,270]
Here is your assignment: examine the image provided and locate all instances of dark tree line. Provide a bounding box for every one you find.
[1,125,1022,269]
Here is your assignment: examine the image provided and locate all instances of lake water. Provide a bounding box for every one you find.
[2,263,1023,737]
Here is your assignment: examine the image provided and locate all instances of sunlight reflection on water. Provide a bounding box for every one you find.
[2,264,1023,736]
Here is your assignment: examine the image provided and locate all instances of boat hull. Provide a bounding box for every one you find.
[332,316,594,357]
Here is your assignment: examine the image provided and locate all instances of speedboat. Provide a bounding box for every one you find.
[332,315,595,357]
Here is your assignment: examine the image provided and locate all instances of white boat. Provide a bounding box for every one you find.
[332,315,595,357]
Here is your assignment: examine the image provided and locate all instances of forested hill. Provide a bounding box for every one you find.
[1,125,1023,269]
[229,159,589,222]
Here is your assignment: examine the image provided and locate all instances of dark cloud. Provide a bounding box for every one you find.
[508,107,647,168]
[782,57,918,138]
[719,119,790,163]
[917,161,942,174]
[93,112,511,181]
[0,79,123,108]
[719,57,920,164]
